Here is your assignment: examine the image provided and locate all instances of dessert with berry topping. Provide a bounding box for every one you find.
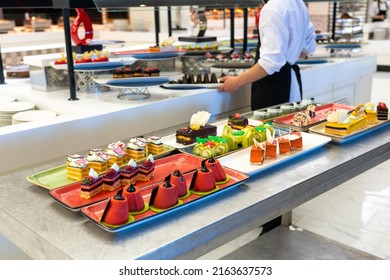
[66,154,89,181]
[113,68,124,78]
[143,67,152,77]
[137,154,155,181]
[126,137,147,161]
[86,148,110,174]
[377,102,388,121]
[230,51,241,62]
[80,168,104,199]
[123,183,146,213]
[133,66,143,77]
[102,163,122,192]
[176,111,217,145]
[121,159,138,186]
[228,112,249,130]
[149,175,179,211]
[150,66,160,77]
[146,136,164,155]
[100,189,130,226]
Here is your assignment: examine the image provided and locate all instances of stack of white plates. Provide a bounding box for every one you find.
[0,96,16,105]
[12,109,57,125]
[0,101,36,127]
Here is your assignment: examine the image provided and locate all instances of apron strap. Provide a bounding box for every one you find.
[291,63,303,100]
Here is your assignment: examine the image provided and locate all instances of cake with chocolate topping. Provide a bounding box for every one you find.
[228,113,249,130]
[176,111,217,145]
[377,102,388,120]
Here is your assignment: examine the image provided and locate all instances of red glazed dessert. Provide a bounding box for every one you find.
[265,140,277,160]
[149,176,178,210]
[250,140,265,165]
[100,189,129,226]
[289,132,303,151]
[190,162,216,193]
[123,183,145,212]
[278,137,291,155]
[204,156,227,183]
[138,154,155,181]
[121,159,138,186]
[170,170,188,198]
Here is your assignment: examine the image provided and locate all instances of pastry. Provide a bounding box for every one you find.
[169,170,188,198]
[150,66,160,76]
[289,131,303,151]
[278,137,291,156]
[146,136,164,155]
[126,137,147,161]
[85,148,110,174]
[137,154,155,181]
[364,102,377,124]
[228,113,249,130]
[204,156,227,183]
[192,136,229,158]
[377,102,388,121]
[325,105,367,136]
[80,168,104,199]
[190,161,216,193]
[102,163,122,192]
[123,183,145,212]
[265,140,277,160]
[149,175,179,210]
[100,189,129,226]
[121,159,138,186]
[106,141,127,166]
[291,111,311,127]
[66,154,89,181]
[222,125,254,151]
[250,138,266,165]
[176,111,217,145]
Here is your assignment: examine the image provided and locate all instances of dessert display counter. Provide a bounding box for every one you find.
[0,115,388,259]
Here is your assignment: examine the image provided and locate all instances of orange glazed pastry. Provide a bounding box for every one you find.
[265,140,277,160]
[190,162,216,193]
[102,163,122,192]
[250,139,266,165]
[121,159,138,186]
[149,176,179,210]
[138,154,155,181]
[123,183,145,212]
[289,132,303,151]
[66,154,89,180]
[204,156,227,183]
[170,170,188,198]
[100,189,129,226]
[278,137,291,156]
[80,168,104,199]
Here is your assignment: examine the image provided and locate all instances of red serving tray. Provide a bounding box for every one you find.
[49,153,203,210]
[81,167,249,233]
[272,103,355,131]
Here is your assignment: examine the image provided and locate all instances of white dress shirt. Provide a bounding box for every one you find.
[369,1,390,19]
[258,0,317,102]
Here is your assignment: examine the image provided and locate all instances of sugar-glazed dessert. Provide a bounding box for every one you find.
[137,154,155,181]
[100,189,130,226]
[325,105,367,136]
[170,170,188,198]
[80,168,104,199]
[288,131,303,151]
[190,161,217,193]
[86,148,110,174]
[364,102,377,125]
[106,141,127,166]
[66,154,89,180]
[102,163,122,192]
[123,183,146,213]
[204,156,228,183]
[126,137,147,161]
[278,137,291,156]
[377,102,388,121]
[146,136,164,155]
[250,138,266,165]
[149,175,179,210]
[121,159,138,186]
[228,113,249,130]
[176,111,217,145]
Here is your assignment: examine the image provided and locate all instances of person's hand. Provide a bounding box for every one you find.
[219,75,241,93]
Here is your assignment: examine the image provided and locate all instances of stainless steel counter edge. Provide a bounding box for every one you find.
[0,125,389,260]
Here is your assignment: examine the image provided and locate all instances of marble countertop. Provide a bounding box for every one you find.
[0,123,389,260]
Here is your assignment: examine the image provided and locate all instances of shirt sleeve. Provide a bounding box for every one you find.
[302,21,317,55]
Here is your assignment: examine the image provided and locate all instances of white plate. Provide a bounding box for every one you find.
[0,96,16,105]
[0,101,35,114]
[218,132,332,175]
[12,110,57,123]
[50,57,136,71]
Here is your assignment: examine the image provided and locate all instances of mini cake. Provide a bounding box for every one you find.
[190,162,217,193]
[265,140,277,160]
[106,142,127,166]
[289,131,303,151]
[143,67,152,77]
[66,154,89,181]
[204,156,227,183]
[252,123,274,143]
[193,136,229,158]
[149,175,179,210]
[170,170,188,198]
[100,189,129,226]
[250,138,266,165]
[126,138,147,161]
[150,66,160,76]
[377,102,388,121]
[122,67,133,78]
[102,163,122,192]
[364,102,377,125]
[228,113,249,130]
[133,66,143,77]
[85,148,110,174]
[278,137,291,156]
[230,51,240,62]
[123,184,145,212]
[291,111,311,127]
[176,111,217,145]
[113,68,124,78]
[80,168,104,199]
[222,125,255,151]
[325,106,367,136]
[146,136,164,155]
[149,45,160,52]
[121,159,138,186]
[137,154,155,181]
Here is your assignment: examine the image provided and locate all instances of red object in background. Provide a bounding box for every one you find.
[71,8,93,46]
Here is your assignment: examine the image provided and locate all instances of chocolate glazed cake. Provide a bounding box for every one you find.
[176,124,217,145]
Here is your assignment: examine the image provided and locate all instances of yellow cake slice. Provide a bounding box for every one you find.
[325,106,367,136]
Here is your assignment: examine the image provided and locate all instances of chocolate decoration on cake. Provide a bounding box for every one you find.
[203,73,210,84]
[210,73,218,83]
[196,74,203,84]
[187,74,195,84]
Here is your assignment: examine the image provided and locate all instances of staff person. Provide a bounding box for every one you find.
[219,0,317,110]
[369,0,390,22]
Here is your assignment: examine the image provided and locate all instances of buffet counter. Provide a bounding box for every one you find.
[0,116,389,260]
[0,54,377,176]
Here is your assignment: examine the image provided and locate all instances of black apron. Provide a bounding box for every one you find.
[373,1,388,22]
[251,32,303,111]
